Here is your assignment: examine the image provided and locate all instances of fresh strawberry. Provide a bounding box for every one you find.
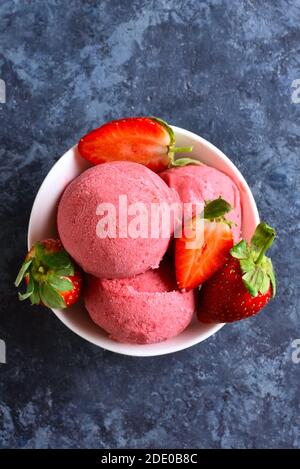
[15,239,82,309]
[198,223,276,323]
[78,117,199,172]
[175,198,234,290]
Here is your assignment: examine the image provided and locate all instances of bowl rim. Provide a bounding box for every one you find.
[27,125,260,357]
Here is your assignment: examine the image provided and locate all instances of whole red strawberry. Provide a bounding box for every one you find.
[78,116,199,172]
[15,239,82,309]
[198,223,276,323]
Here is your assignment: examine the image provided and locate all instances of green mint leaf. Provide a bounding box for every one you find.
[251,222,276,254]
[204,197,232,220]
[48,275,74,292]
[40,283,66,309]
[42,251,72,270]
[15,259,32,287]
[18,275,34,301]
[172,158,202,167]
[230,240,249,260]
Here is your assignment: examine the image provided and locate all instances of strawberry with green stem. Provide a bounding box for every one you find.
[78,117,200,172]
[15,239,82,309]
[198,223,276,323]
[175,197,234,290]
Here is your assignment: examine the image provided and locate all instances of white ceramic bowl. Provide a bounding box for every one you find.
[28,126,259,356]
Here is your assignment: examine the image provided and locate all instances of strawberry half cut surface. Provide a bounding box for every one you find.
[175,197,234,290]
[15,239,82,309]
[198,222,276,323]
[78,116,200,172]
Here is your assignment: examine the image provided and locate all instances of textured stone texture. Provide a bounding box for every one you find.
[0,0,300,449]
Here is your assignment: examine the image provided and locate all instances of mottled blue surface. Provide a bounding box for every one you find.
[0,0,300,449]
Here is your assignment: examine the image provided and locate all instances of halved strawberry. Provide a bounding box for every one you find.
[175,198,234,290]
[78,117,198,173]
[15,239,82,309]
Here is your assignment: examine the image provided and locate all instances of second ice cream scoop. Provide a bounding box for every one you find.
[160,164,242,241]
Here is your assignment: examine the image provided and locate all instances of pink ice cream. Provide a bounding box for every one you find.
[57,161,179,278]
[160,164,242,241]
[84,260,196,344]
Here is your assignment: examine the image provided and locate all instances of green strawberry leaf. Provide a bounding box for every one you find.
[252,224,276,296]
[242,277,258,297]
[254,268,264,292]
[251,222,276,254]
[18,274,34,301]
[240,258,255,273]
[266,259,276,297]
[230,222,276,298]
[30,278,41,305]
[243,268,263,296]
[260,274,271,296]
[242,266,271,298]
[172,158,202,167]
[242,270,259,297]
[40,283,66,309]
[55,265,75,277]
[48,275,74,292]
[15,259,32,287]
[230,240,249,259]
[204,197,232,220]
[42,251,72,270]
[34,242,45,260]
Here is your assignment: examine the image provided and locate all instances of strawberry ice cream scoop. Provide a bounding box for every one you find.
[160,164,242,241]
[84,260,196,344]
[57,161,180,278]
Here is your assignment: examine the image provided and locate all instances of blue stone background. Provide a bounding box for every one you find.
[0,0,299,449]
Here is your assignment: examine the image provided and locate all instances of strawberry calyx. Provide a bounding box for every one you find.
[171,157,203,168]
[15,241,76,309]
[180,197,232,245]
[230,222,276,298]
[203,197,232,221]
[150,117,201,169]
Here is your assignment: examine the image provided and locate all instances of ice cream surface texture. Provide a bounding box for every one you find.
[57,161,179,278]
[160,164,242,241]
[84,260,196,344]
